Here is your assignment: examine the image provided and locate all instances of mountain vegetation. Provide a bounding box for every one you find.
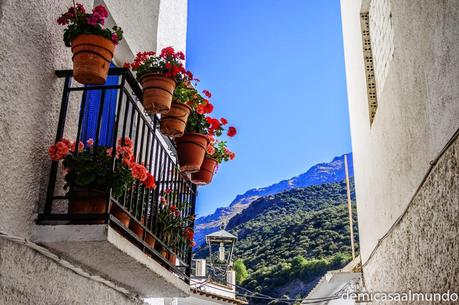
[195,179,358,304]
[194,154,354,247]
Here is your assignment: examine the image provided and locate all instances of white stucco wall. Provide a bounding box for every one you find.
[340,0,459,263]
[156,0,188,53]
[0,0,188,303]
[100,0,160,56]
[100,0,188,61]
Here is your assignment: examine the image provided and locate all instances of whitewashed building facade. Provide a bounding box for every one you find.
[0,1,189,304]
[340,0,458,301]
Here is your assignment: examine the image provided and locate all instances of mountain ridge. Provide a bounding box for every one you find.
[194,153,354,247]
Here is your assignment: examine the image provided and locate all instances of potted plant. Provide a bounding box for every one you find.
[153,189,195,264]
[124,47,190,114]
[191,138,236,185]
[175,90,217,173]
[160,83,198,138]
[128,172,156,239]
[48,137,156,226]
[155,191,182,258]
[182,227,195,249]
[57,3,123,84]
[169,212,195,265]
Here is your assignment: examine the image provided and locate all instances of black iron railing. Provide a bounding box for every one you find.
[38,68,196,282]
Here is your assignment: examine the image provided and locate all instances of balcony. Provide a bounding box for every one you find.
[33,68,196,297]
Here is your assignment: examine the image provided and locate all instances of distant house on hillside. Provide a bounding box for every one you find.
[302,257,361,305]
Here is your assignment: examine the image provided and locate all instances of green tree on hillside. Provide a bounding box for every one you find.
[234,258,249,284]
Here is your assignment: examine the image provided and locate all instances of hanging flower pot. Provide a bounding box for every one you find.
[129,216,145,239]
[58,4,123,85]
[71,34,115,85]
[145,233,156,248]
[124,47,191,114]
[139,74,176,114]
[175,133,209,173]
[68,189,107,224]
[160,247,169,259]
[169,251,177,265]
[160,102,192,137]
[191,157,218,185]
[110,204,130,228]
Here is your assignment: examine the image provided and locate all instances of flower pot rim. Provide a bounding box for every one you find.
[68,188,108,196]
[170,101,192,111]
[203,156,218,164]
[138,72,177,84]
[180,132,209,138]
[71,33,115,47]
[176,132,210,145]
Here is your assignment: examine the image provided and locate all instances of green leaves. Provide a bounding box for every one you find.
[74,171,96,187]
[194,180,358,304]
[61,145,133,197]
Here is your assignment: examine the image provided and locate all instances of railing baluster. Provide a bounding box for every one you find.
[151,132,162,234]
[136,121,147,222]
[154,147,166,236]
[94,89,106,148]
[44,75,72,214]
[143,131,153,241]
[74,89,88,157]
[108,72,126,217]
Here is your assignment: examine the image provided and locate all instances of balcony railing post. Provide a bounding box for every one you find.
[107,71,126,219]
[185,184,198,281]
[44,75,72,214]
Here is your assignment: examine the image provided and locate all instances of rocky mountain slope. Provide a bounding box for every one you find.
[194,153,353,247]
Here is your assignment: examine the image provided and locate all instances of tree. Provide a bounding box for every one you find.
[234,258,249,284]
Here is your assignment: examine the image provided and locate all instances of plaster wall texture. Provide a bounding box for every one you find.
[156,0,188,53]
[0,0,188,303]
[362,135,459,303]
[340,0,459,263]
[100,0,160,56]
[0,0,92,240]
[0,238,142,305]
[99,0,188,59]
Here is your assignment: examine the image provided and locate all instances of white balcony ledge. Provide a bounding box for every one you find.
[32,224,190,298]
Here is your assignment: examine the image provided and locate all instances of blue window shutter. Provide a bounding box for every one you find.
[80,63,118,147]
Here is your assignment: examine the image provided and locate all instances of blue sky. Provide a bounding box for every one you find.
[186,0,351,216]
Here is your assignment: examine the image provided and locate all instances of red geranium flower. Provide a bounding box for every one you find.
[131,163,148,182]
[204,102,214,114]
[202,90,212,98]
[227,126,237,137]
[143,173,157,189]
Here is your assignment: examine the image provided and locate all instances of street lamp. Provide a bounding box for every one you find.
[206,226,237,284]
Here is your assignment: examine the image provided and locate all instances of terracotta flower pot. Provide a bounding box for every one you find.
[129,216,145,239]
[71,34,115,85]
[160,102,192,138]
[145,233,156,248]
[160,247,169,259]
[68,189,108,224]
[175,133,209,173]
[139,74,176,114]
[110,204,130,228]
[169,252,177,265]
[191,157,218,185]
